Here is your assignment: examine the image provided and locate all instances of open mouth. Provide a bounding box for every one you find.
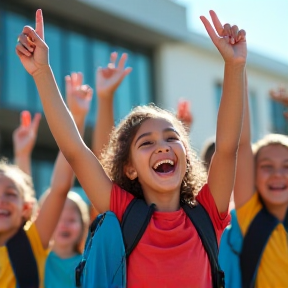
[0,209,10,217]
[59,231,72,238]
[153,159,175,174]
[268,184,287,192]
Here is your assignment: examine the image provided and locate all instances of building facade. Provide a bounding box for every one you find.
[1,0,288,195]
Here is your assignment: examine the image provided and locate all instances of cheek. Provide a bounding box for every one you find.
[71,221,82,234]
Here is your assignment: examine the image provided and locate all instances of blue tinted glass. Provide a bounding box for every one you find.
[5,12,28,109]
[133,54,153,105]
[67,32,87,74]
[45,23,64,96]
[270,98,286,134]
[215,83,222,110]
[249,92,259,142]
[32,160,54,198]
[89,40,111,124]
[113,47,133,122]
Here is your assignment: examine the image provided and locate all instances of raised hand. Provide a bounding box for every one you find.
[270,86,288,118]
[13,111,41,157]
[176,100,193,133]
[16,9,49,76]
[65,72,93,118]
[200,10,247,64]
[96,52,132,99]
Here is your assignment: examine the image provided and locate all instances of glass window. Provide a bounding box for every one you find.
[45,23,65,97]
[249,91,259,142]
[113,46,133,122]
[32,160,54,198]
[270,97,287,134]
[67,32,88,75]
[133,53,153,106]
[215,82,222,110]
[88,40,111,125]
[4,11,29,109]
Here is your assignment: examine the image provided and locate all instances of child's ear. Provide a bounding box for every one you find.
[21,202,33,221]
[124,164,138,180]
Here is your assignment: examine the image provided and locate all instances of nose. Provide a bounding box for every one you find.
[155,142,170,154]
[272,168,285,177]
[0,193,8,204]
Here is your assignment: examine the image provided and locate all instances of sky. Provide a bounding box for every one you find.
[174,0,288,65]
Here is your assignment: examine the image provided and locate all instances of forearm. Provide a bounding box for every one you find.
[50,114,87,193]
[33,67,84,161]
[233,69,254,208]
[239,70,251,146]
[92,97,114,158]
[216,63,245,153]
[14,154,31,175]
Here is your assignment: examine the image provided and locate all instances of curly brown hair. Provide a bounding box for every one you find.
[101,105,207,204]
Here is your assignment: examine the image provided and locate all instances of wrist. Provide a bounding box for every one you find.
[72,114,86,127]
[14,152,31,159]
[97,91,114,101]
[224,61,246,69]
[32,64,52,79]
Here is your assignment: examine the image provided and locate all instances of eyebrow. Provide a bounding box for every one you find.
[134,128,180,146]
[258,158,288,163]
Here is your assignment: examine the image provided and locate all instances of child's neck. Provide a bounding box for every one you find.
[52,243,78,259]
[143,190,181,212]
[0,228,19,246]
[265,202,288,222]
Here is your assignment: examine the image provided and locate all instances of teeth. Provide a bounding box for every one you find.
[270,185,286,189]
[0,209,9,215]
[153,159,174,170]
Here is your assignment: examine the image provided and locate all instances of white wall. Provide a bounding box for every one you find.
[155,43,288,154]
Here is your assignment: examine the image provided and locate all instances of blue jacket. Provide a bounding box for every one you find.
[219,209,243,288]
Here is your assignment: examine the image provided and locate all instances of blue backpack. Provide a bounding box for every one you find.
[76,198,224,288]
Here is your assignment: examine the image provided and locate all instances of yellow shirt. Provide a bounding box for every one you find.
[0,223,48,288]
[237,193,288,288]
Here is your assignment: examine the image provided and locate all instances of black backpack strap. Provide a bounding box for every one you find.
[6,226,39,288]
[121,198,156,257]
[182,203,224,288]
[240,207,278,288]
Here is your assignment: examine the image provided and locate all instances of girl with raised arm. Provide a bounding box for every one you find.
[16,9,246,287]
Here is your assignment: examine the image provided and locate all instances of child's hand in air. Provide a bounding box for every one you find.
[65,72,93,119]
[13,111,41,157]
[96,52,132,99]
[176,100,193,133]
[270,86,288,118]
[200,10,247,65]
[16,9,49,76]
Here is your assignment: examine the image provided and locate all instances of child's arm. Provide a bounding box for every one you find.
[233,71,255,209]
[35,72,92,248]
[13,111,41,175]
[200,11,247,213]
[16,9,111,213]
[92,52,132,157]
[176,100,193,134]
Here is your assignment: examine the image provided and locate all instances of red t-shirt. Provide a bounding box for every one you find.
[110,183,230,288]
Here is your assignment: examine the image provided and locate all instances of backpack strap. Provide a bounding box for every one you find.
[121,198,156,257]
[240,207,278,288]
[182,203,225,288]
[6,226,39,288]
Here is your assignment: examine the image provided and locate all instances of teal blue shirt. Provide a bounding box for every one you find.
[44,251,82,288]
